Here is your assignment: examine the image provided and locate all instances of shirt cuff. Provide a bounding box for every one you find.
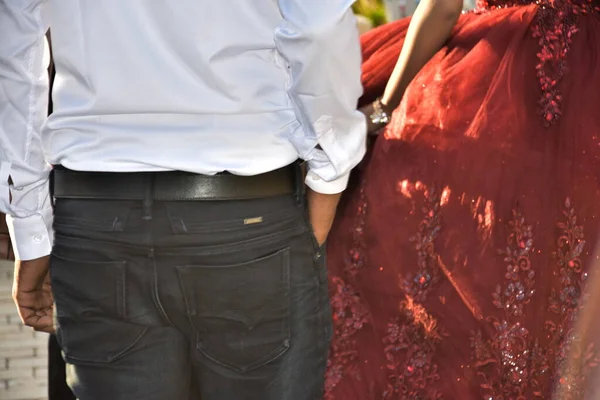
[305,170,350,194]
[6,207,54,260]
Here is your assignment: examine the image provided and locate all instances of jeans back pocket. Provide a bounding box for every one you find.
[177,247,291,373]
[51,253,147,364]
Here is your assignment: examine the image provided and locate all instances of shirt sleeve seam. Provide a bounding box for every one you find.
[273,23,318,143]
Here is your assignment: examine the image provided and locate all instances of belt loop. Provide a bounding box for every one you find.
[142,173,154,220]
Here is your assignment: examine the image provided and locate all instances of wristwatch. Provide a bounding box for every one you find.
[369,98,391,126]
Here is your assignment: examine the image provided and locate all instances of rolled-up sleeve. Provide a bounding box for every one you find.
[0,0,52,260]
[275,0,366,194]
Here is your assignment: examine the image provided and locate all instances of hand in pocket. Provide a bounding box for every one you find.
[306,188,342,246]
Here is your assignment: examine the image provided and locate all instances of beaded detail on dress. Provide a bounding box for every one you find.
[475,0,539,9]
[471,199,599,399]
[325,183,371,399]
[326,188,599,398]
[473,0,600,125]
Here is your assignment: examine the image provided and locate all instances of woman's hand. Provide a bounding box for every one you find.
[376,0,462,117]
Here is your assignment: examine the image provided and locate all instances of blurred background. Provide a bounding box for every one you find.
[354,0,477,33]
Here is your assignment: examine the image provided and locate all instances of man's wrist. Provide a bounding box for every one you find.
[306,187,341,245]
[6,209,54,260]
[304,170,350,194]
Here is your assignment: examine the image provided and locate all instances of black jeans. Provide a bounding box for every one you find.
[50,193,332,399]
[48,334,75,400]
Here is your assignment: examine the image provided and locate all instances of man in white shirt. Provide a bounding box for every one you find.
[0,1,365,399]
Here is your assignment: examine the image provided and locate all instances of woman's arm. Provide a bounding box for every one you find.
[382,0,463,110]
[365,0,463,132]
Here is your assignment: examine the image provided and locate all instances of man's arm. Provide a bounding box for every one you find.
[274,1,366,243]
[1,0,54,333]
[0,0,52,261]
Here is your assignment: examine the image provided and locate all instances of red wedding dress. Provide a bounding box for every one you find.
[325,0,600,399]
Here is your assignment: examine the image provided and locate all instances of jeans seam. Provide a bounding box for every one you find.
[63,327,149,364]
[156,225,304,256]
[119,265,126,318]
[152,255,176,328]
[166,208,296,233]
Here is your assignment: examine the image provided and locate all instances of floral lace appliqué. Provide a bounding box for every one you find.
[471,208,545,398]
[403,186,443,302]
[325,182,371,398]
[476,0,600,126]
[383,296,444,400]
[325,277,370,399]
[548,198,598,399]
[346,186,368,279]
[471,199,599,399]
[493,209,536,318]
[531,1,580,126]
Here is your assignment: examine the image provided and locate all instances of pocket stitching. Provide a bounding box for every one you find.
[51,253,127,319]
[52,253,142,364]
[53,199,133,232]
[166,206,297,234]
[195,331,291,373]
[176,247,291,372]
[62,327,148,364]
[160,225,304,256]
[53,214,129,232]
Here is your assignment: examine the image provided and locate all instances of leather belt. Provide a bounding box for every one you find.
[52,164,298,201]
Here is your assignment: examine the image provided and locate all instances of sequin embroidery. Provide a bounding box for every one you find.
[473,0,600,125]
[403,186,443,302]
[383,297,444,400]
[471,200,599,399]
[325,182,371,398]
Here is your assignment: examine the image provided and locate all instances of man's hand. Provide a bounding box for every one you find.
[12,255,55,333]
[306,188,342,246]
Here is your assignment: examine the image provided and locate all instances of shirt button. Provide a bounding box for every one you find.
[32,234,43,243]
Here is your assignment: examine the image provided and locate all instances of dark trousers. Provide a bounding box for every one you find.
[48,334,76,400]
[50,191,331,399]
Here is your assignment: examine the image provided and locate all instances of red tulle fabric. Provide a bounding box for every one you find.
[326,1,600,398]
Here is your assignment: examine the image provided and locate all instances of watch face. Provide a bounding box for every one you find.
[370,109,389,125]
[370,99,390,125]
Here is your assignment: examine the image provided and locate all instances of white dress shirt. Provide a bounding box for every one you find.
[0,0,366,260]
